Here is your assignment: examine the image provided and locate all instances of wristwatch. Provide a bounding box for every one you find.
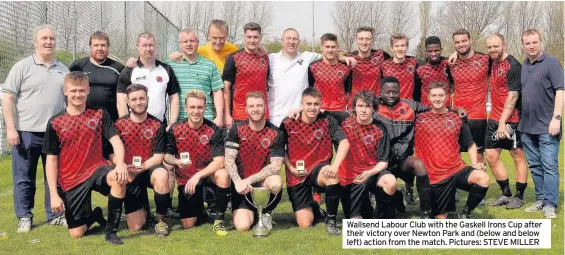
[553,114,562,120]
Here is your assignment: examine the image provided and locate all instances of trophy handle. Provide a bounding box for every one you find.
[244,189,279,209]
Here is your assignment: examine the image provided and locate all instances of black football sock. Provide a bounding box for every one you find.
[416,175,432,212]
[105,194,124,245]
[403,173,415,194]
[263,192,282,214]
[466,185,489,211]
[496,179,512,197]
[325,184,341,218]
[86,207,106,229]
[515,182,527,200]
[214,187,231,220]
[154,192,170,221]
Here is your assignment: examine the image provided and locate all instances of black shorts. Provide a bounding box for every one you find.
[124,164,166,215]
[178,177,214,219]
[230,182,260,213]
[341,170,391,218]
[59,165,112,229]
[286,163,328,212]
[388,158,408,178]
[484,119,522,150]
[462,119,487,153]
[430,167,475,216]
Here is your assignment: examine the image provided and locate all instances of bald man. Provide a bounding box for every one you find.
[484,34,528,209]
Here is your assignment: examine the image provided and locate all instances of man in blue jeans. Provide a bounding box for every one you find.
[519,29,563,219]
[1,25,68,232]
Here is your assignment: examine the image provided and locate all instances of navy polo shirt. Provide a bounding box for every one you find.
[519,53,564,134]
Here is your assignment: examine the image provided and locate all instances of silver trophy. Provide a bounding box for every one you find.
[245,187,277,238]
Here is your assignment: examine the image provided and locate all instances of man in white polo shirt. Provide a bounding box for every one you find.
[268,28,355,127]
[117,32,180,125]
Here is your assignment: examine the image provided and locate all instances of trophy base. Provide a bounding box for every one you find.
[253,226,269,238]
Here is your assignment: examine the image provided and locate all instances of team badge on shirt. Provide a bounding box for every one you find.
[260,59,267,66]
[260,138,271,148]
[314,129,324,139]
[143,128,154,139]
[399,107,407,115]
[363,135,374,145]
[199,135,209,145]
[156,76,163,82]
[371,57,380,65]
[444,119,455,129]
[407,65,415,73]
[336,70,345,78]
[497,68,504,77]
[472,61,482,70]
[86,119,99,130]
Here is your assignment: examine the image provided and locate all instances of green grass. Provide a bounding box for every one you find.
[0,144,563,255]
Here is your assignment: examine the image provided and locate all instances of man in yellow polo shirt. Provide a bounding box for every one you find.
[198,20,239,73]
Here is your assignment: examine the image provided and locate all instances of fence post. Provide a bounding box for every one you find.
[124,1,128,57]
[73,2,77,61]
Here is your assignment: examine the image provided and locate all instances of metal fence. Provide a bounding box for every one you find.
[0,1,180,155]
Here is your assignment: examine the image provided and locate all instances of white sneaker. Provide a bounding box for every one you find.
[47,216,67,226]
[262,213,273,231]
[543,206,557,219]
[17,218,32,233]
[524,201,544,212]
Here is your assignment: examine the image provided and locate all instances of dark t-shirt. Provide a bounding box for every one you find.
[42,108,117,191]
[69,57,125,121]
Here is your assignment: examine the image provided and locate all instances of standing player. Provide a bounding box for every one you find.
[308,33,352,112]
[280,87,350,235]
[69,31,125,121]
[117,32,181,124]
[223,23,270,128]
[484,34,528,209]
[415,36,454,105]
[375,76,433,218]
[111,84,170,237]
[43,72,129,244]
[331,90,398,219]
[164,90,231,236]
[449,29,490,163]
[415,82,490,219]
[346,27,391,103]
[225,91,284,232]
[381,34,419,100]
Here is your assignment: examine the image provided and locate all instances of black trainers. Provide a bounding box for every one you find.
[489,195,512,206]
[326,217,341,236]
[404,191,418,205]
[505,197,525,209]
[104,232,124,245]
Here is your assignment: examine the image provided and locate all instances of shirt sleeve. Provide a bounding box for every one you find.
[549,58,564,90]
[117,67,133,94]
[459,122,475,149]
[101,109,118,140]
[506,65,522,92]
[279,119,289,146]
[409,100,430,114]
[327,114,347,147]
[2,61,24,95]
[210,124,225,158]
[308,65,315,87]
[42,120,61,155]
[210,65,225,92]
[269,129,285,158]
[222,54,236,83]
[166,126,178,155]
[414,66,423,102]
[68,59,81,72]
[446,66,455,94]
[376,125,390,162]
[165,66,181,95]
[327,111,350,125]
[382,50,392,61]
[152,122,167,154]
[225,124,240,151]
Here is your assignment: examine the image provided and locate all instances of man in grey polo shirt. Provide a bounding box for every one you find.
[1,24,68,232]
[519,29,564,219]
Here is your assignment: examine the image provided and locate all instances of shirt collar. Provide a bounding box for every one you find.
[136,58,161,68]
[32,54,59,67]
[526,52,547,65]
[278,50,302,61]
[183,54,202,64]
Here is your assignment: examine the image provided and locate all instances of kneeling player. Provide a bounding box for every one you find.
[43,72,128,245]
[111,84,170,237]
[225,92,284,232]
[164,90,230,236]
[333,90,398,219]
[280,88,350,235]
[415,82,490,219]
